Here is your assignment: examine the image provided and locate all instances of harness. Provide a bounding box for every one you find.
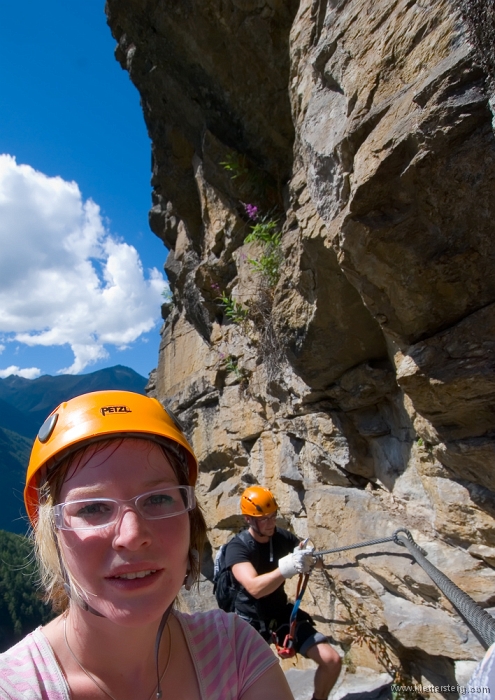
[272,572,310,659]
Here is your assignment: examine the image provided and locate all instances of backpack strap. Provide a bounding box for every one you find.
[237,528,253,546]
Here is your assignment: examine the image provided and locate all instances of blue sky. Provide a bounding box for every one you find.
[0,1,169,380]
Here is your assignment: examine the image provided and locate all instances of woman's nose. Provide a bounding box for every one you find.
[112,507,152,550]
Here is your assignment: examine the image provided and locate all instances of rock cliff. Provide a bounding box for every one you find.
[106,0,495,693]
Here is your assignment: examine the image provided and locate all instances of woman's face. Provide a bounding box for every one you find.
[57,438,190,625]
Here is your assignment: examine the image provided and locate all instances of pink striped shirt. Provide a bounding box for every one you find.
[0,609,278,699]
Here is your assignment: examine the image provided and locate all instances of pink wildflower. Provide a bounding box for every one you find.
[243,203,259,220]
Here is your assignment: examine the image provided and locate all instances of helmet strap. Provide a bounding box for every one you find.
[250,517,263,537]
[62,583,105,617]
[248,518,274,553]
[183,549,199,590]
[154,603,173,699]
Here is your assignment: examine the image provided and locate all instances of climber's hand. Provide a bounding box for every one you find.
[278,541,316,578]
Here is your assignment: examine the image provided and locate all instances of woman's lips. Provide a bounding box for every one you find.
[105,568,163,589]
[112,569,157,580]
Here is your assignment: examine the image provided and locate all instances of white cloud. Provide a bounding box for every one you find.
[0,345,4,354]
[0,365,41,379]
[0,155,165,374]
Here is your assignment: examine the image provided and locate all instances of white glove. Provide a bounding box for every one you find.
[296,546,316,574]
[278,546,315,579]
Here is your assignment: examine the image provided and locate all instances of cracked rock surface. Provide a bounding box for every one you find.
[107,0,495,690]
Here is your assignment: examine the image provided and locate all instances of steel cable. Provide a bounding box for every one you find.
[314,531,426,557]
[313,528,495,650]
[394,530,495,650]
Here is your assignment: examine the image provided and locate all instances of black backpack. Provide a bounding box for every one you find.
[213,530,252,613]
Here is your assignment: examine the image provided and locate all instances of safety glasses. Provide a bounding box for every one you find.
[53,485,195,531]
[258,512,277,524]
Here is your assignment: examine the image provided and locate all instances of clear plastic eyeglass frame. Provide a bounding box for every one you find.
[257,512,277,524]
[53,485,196,531]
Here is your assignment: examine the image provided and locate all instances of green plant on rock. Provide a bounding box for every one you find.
[416,436,434,455]
[220,153,250,181]
[217,291,248,324]
[244,216,283,286]
[221,153,273,200]
[248,250,283,286]
[161,287,173,303]
[244,218,280,246]
[224,355,240,374]
[223,354,247,379]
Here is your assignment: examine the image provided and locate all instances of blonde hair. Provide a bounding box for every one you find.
[32,437,206,612]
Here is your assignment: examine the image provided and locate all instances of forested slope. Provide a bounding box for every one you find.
[0,531,54,652]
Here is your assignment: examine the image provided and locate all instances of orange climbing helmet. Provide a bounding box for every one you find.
[240,485,278,517]
[24,390,198,525]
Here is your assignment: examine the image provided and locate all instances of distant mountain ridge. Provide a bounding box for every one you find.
[0,365,148,534]
[0,365,148,432]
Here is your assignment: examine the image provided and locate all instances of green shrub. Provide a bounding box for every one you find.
[244,218,280,246]
[217,291,248,324]
[244,216,282,286]
[220,153,250,181]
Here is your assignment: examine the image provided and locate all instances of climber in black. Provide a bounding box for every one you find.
[225,486,342,700]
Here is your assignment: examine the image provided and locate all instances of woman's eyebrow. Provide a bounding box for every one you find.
[63,485,108,499]
[63,480,179,499]
[143,478,179,488]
